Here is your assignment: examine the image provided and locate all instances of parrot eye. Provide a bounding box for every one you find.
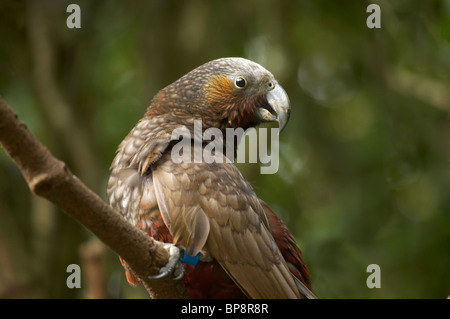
[234,76,247,89]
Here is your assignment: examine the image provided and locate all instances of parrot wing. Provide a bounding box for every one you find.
[152,150,313,299]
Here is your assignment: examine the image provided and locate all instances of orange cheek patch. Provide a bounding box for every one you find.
[204,75,236,103]
[203,75,259,128]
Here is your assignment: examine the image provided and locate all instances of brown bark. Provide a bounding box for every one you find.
[0,96,188,299]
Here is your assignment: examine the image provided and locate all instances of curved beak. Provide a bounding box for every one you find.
[257,84,291,132]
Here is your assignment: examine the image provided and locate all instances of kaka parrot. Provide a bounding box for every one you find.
[107,57,315,299]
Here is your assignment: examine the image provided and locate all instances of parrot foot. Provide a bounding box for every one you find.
[148,243,184,281]
[199,253,213,262]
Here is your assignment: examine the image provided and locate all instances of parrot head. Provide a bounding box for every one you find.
[149,57,290,132]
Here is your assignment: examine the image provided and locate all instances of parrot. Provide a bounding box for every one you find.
[107,57,315,299]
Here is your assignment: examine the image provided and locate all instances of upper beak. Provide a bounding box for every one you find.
[257,84,291,132]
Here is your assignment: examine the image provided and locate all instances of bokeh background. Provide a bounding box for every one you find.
[0,0,449,298]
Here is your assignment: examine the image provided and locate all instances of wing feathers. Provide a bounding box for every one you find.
[152,151,306,298]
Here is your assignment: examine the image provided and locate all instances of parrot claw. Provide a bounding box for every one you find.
[199,253,213,262]
[148,243,185,281]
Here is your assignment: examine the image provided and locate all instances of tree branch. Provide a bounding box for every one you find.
[0,96,188,299]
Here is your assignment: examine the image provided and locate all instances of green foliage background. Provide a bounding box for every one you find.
[0,0,449,298]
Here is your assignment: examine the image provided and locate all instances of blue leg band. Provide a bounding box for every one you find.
[180,252,200,266]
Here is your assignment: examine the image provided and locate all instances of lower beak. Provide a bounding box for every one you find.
[257,84,291,132]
